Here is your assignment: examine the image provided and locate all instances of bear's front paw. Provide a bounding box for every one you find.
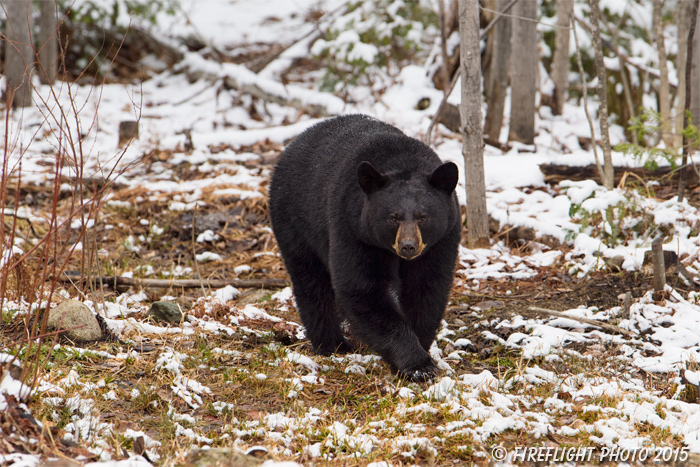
[397,360,439,382]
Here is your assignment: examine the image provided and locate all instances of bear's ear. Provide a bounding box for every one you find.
[357,161,388,195]
[429,162,459,193]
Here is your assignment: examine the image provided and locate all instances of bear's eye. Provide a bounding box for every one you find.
[388,215,400,225]
[417,214,429,224]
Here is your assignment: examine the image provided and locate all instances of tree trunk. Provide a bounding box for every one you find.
[4,0,34,107]
[459,0,489,248]
[674,0,691,152]
[508,0,537,144]
[652,0,672,148]
[589,0,614,190]
[437,0,451,94]
[691,2,700,126]
[38,0,59,84]
[678,0,700,202]
[483,0,512,141]
[552,0,573,116]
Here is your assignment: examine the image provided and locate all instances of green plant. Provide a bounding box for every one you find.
[563,181,656,247]
[60,0,179,27]
[615,108,700,170]
[312,0,438,92]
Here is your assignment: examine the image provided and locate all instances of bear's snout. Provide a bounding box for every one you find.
[392,222,425,260]
[400,240,418,257]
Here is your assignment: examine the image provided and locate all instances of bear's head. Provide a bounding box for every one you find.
[357,161,459,260]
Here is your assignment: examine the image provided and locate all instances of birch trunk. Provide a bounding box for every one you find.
[459,0,489,248]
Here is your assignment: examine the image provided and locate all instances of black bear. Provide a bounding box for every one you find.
[269,115,461,381]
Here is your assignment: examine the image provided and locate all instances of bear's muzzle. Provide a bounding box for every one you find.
[392,222,425,260]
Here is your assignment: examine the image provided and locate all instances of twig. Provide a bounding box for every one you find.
[191,205,207,297]
[58,274,288,290]
[528,306,636,337]
[0,324,86,352]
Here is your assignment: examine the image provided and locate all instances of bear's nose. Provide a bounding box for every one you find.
[400,241,418,258]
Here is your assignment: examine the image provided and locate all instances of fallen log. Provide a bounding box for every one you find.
[528,306,636,338]
[539,163,700,186]
[59,273,288,290]
[181,53,344,117]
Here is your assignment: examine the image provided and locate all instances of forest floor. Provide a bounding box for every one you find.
[3,134,700,467]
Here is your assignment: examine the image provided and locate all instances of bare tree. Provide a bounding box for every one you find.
[551,0,573,116]
[589,0,614,190]
[483,0,512,141]
[38,0,59,84]
[4,0,34,107]
[678,0,700,202]
[459,0,489,248]
[674,0,691,151]
[691,1,700,126]
[652,0,672,148]
[508,0,537,144]
[572,17,605,189]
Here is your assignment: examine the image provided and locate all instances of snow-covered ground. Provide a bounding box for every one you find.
[4,0,700,465]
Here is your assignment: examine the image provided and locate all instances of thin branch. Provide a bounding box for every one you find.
[574,15,674,88]
[58,274,288,290]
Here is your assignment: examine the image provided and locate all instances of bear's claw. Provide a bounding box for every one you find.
[398,362,439,382]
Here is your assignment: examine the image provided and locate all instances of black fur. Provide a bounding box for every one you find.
[269,115,461,381]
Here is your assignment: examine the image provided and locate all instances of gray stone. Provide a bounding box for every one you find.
[146,301,184,324]
[47,299,102,342]
[236,289,269,306]
[186,448,263,467]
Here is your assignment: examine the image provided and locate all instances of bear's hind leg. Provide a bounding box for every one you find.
[284,253,351,355]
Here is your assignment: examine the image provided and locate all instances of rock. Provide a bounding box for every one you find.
[245,446,268,458]
[641,249,678,275]
[186,448,263,467]
[47,299,102,342]
[146,301,184,324]
[476,300,504,311]
[40,461,82,467]
[236,289,270,306]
